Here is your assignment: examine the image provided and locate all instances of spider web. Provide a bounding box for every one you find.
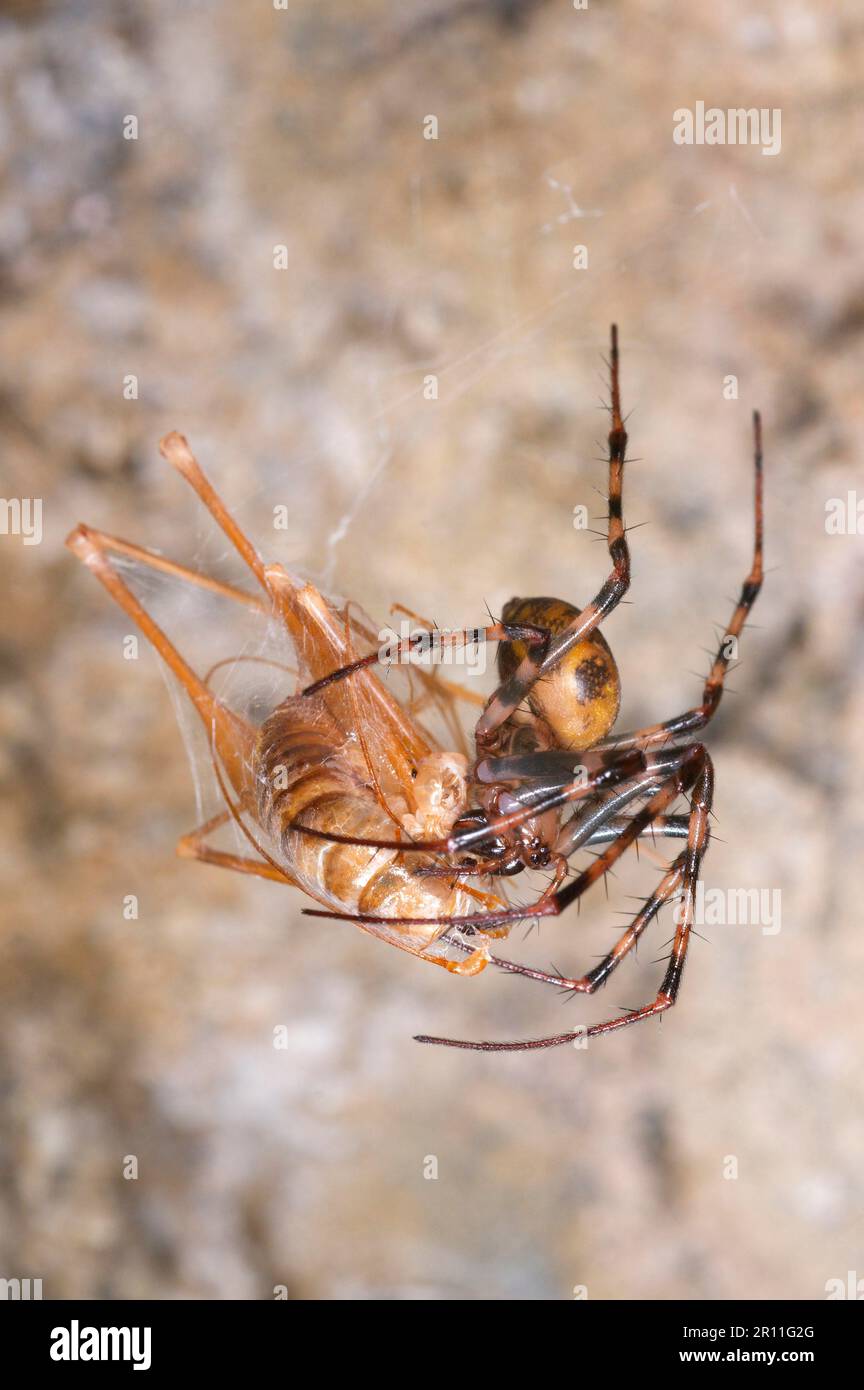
[119,0,771,993]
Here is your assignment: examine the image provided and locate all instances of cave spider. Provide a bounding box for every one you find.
[302,325,765,1051]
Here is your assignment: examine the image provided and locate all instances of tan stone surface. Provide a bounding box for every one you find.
[1,0,862,1298]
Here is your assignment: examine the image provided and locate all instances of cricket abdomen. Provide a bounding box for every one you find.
[256,694,473,945]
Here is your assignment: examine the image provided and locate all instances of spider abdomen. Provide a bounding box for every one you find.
[498,596,621,750]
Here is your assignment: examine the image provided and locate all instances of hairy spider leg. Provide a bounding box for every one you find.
[303,744,701,932]
[598,411,764,753]
[301,619,550,698]
[582,814,689,846]
[302,325,631,736]
[415,746,713,1049]
[291,745,651,860]
[442,857,684,993]
[475,323,631,745]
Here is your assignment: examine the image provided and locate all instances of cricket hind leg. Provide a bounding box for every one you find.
[177,811,295,884]
[69,527,266,612]
[159,432,273,599]
[66,523,257,798]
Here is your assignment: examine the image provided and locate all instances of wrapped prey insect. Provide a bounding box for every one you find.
[67,326,763,1050]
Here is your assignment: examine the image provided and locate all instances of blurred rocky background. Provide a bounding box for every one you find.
[1,0,862,1299]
